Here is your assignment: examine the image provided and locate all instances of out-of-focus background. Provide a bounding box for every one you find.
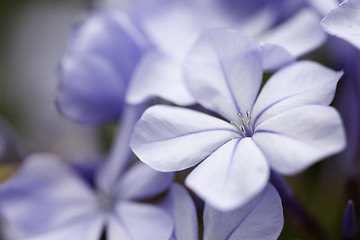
[0,0,99,179]
[0,1,355,239]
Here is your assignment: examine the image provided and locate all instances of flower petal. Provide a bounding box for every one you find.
[251,60,343,127]
[130,105,241,171]
[307,0,339,16]
[58,10,146,124]
[126,51,195,105]
[170,184,199,240]
[259,43,295,71]
[22,216,104,240]
[253,105,346,175]
[183,28,263,121]
[114,162,174,201]
[257,8,326,57]
[57,55,125,125]
[186,138,269,211]
[0,154,97,238]
[67,10,146,81]
[130,0,201,60]
[322,0,360,50]
[203,184,283,240]
[110,202,173,240]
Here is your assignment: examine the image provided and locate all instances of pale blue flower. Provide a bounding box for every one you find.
[124,0,326,102]
[0,153,174,240]
[57,0,326,125]
[130,29,346,211]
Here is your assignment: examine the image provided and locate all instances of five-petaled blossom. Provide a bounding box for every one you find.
[0,154,174,240]
[130,28,346,211]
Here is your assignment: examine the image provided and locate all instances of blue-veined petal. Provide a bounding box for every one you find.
[203,184,283,240]
[253,105,346,175]
[183,28,263,121]
[251,60,343,127]
[186,138,269,211]
[130,105,241,171]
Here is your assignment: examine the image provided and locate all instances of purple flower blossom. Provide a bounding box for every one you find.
[130,29,346,211]
[57,0,326,125]
[56,10,146,124]
[0,153,174,240]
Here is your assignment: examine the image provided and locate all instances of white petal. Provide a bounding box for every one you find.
[186,138,269,211]
[114,162,174,200]
[130,105,241,171]
[252,60,343,127]
[258,8,326,57]
[259,43,295,71]
[203,184,283,240]
[307,0,339,16]
[253,105,346,175]
[126,51,195,105]
[0,154,97,238]
[132,0,202,60]
[170,184,199,240]
[183,28,263,121]
[321,0,360,49]
[110,202,173,240]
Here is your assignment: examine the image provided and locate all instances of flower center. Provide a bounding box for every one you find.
[231,110,253,137]
[96,190,114,212]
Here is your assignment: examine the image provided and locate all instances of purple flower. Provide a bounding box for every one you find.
[57,0,326,125]
[0,153,174,240]
[57,10,146,124]
[130,29,346,211]
[322,0,360,50]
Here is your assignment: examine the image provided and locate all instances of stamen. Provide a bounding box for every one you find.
[232,111,254,137]
[237,113,246,126]
[246,111,252,131]
[240,126,246,135]
[231,121,246,136]
[231,121,241,130]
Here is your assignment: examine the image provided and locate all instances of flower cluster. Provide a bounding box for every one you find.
[1,0,360,239]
